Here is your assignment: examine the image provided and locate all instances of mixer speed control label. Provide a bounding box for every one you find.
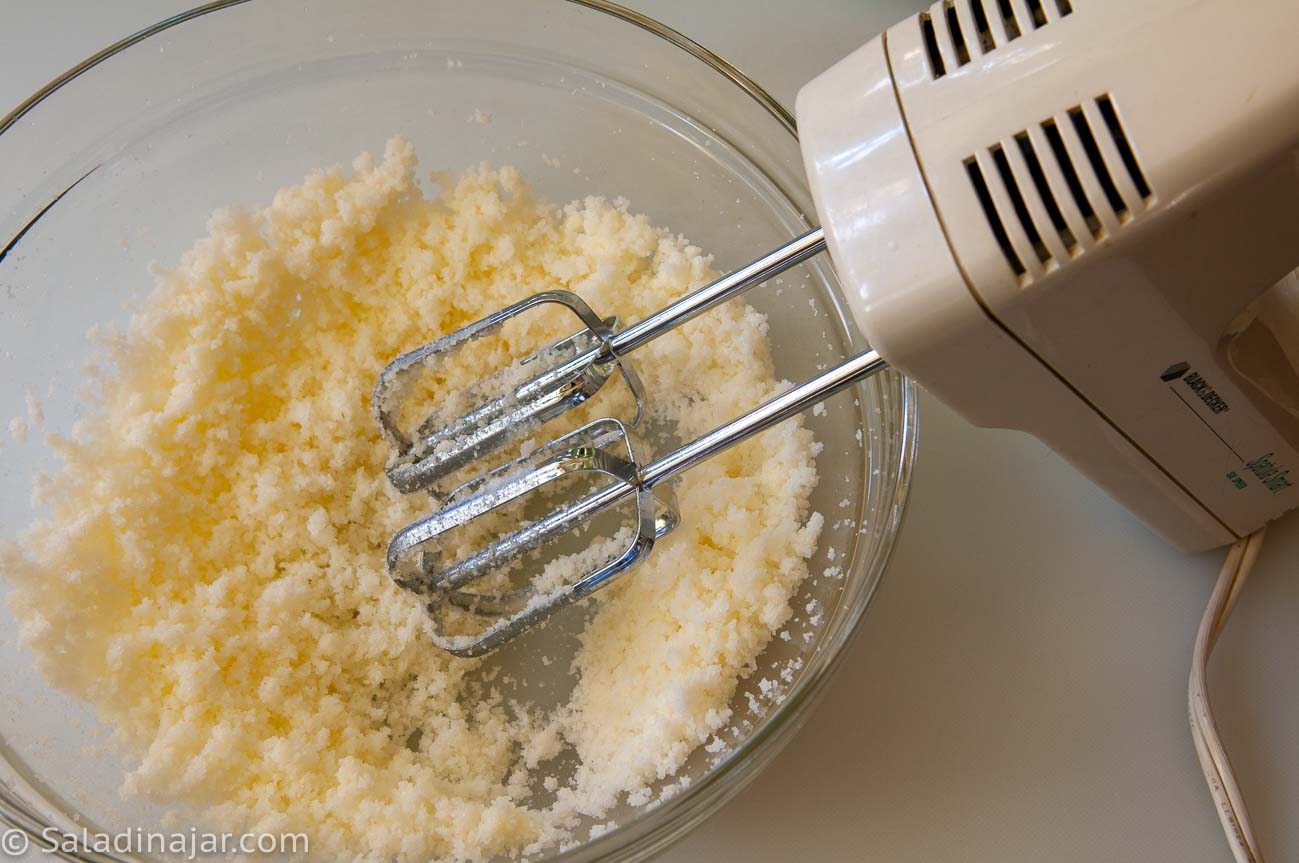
[1228,453,1294,494]
[1158,361,1294,497]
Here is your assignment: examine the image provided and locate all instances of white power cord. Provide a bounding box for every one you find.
[1188,528,1267,863]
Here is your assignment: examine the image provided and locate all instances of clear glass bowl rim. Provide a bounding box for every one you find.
[0,2,920,861]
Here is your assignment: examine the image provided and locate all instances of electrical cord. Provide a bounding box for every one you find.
[1188,528,1267,863]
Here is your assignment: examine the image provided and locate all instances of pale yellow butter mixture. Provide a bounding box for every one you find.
[0,139,820,861]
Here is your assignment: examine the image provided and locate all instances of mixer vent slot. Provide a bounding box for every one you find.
[945,2,972,66]
[920,12,947,78]
[1025,0,1049,28]
[970,0,996,52]
[1096,95,1152,200]
[966,158,1026,276]
[996,0,1022,39]
[967,93,1153,280]
[923,0,1075,79]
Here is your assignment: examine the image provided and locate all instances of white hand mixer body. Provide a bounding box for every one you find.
[802,0,1299,551]
[375,0,1299,656]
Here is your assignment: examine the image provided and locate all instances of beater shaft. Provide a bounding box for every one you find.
[638,346,886,488]
[607,227,826,355]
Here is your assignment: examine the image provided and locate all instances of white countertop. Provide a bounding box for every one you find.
[2,2,1296,862]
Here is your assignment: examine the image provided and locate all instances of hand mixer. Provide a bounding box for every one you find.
[375,0,1299,658]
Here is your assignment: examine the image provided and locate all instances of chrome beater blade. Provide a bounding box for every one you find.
[387,418,679,657]
[373,290,645,495]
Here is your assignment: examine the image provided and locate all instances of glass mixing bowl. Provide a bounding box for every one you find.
[0,1,917,860]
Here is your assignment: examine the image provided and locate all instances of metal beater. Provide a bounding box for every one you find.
[373,227,888,656]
